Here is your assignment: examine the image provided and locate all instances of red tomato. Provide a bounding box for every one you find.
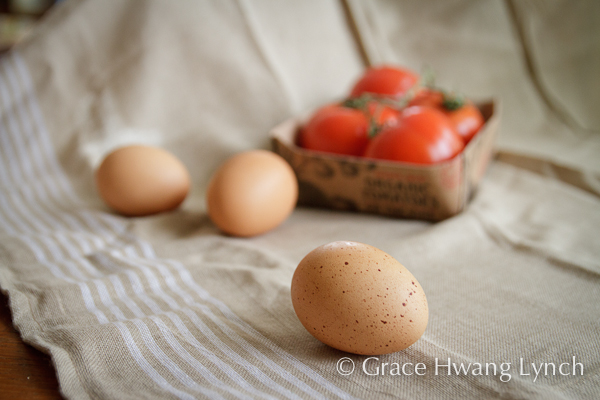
[446,103,484,143]
[410,89,484,143]
[300,103,399,157]
[350,65,419,99]
[364,106,465,164]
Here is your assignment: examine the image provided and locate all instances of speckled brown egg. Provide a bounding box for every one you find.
[291,241,428,355]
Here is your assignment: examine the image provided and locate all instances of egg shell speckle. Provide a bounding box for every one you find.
[291,241,428,355]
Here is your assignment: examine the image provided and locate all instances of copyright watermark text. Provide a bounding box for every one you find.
[336,356,584,383]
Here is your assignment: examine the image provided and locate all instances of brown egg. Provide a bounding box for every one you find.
[95,145,190,216]
[291,241,428,355]
[206,150,298,237]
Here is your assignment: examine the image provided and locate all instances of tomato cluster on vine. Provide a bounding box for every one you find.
[298,65,485,165]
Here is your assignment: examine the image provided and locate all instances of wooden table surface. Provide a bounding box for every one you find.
[0,293,62,399]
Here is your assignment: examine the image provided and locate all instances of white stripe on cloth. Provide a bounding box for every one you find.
[0,51,357,400]
[114,321,199,400]
[152,314,278,400]
[132,318,230,400]
[0,61,106,263]
[94,247,308,399]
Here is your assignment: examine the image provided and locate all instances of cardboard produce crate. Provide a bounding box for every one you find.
[271,101,500,221]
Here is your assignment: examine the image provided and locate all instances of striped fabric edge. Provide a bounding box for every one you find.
[0,51,358,400]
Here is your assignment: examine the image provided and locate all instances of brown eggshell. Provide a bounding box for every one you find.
[206,150,298,237]
[95,145,190,216]
[291,241,428,355]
